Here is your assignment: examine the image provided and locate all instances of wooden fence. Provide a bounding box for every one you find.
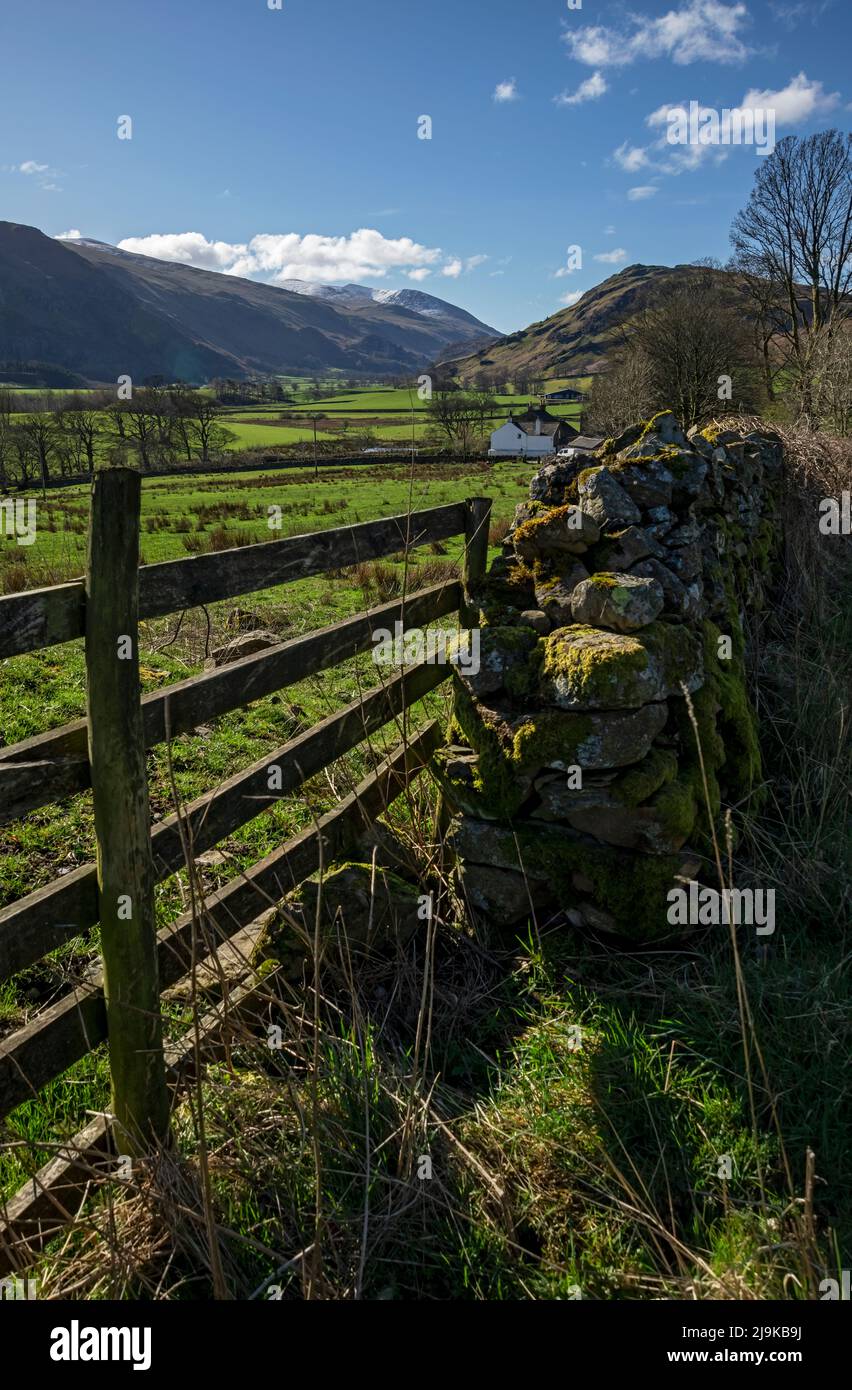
[0,469,491,1267]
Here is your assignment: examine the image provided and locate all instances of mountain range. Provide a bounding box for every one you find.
[0,221,499,384]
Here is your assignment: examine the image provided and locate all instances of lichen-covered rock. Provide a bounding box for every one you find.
[518,608,551,634]
[534,562,589,626]
[578,467,642,529]
[613,457,674,508]
[459,860,552,926]
[529,459,576,506]
[646,505,676,530]
[251,863,422,977]
[449,816,702,942]
[662,540,702,581]
[452,623,540,699]
[540,623,703,710]
[464,697,670,776]
[513,505,600,562]
[669,452,709,507]
[532,771,696,854]
[589,524,663,571]
[208,630,282,667]
[629,557,688,614]
[570,572,664,633]
[432,743,533,820]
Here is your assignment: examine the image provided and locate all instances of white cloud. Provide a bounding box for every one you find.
[614,141,650,172]
[18,160,49,175]
[56,229,82,240]
[594,248,628,263]
[442,254,487,278]
[607,70,837,191]
[737,71,839,125]
[603,224,616,235]
[563,1,753,67]
[493,78,519,103]
[555,71,608,106]
[637,73,840,176]
[559,290,584,306]
[628,185,658,200]
[115,228,443,284]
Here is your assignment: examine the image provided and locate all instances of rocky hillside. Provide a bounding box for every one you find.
[0,222,499,383]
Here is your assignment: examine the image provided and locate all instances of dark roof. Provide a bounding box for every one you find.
[514,403,560,424]
[565,434,604,450]
[516,420,561,437]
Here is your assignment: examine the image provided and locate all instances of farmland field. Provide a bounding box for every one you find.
[3,380,586,461]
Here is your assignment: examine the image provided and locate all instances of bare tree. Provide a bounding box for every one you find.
[585,350,655,437]
[730,130,852,419]
[187,395,232,462]
[22,413,58,495]
[61,396,103,476]
[811,322,852,436]
[630,268,763,428]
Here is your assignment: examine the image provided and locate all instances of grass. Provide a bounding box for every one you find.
[0,457,531,584]
[0,432,848,1301]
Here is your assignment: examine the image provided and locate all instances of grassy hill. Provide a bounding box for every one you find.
[440,263,744,384]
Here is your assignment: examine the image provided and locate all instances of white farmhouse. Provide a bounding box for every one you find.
[488,404,578,459]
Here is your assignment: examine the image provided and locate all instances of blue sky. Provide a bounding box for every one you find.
[1,0,849,333]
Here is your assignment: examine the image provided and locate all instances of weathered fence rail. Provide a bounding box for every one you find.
[0,469,491,1259]
[0,501,466,659]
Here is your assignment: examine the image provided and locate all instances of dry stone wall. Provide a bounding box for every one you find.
[437,412,783,941]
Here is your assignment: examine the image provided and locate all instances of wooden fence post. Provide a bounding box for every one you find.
[440,496,492,840]
[461,496,492,632]
[85,467,170,1155]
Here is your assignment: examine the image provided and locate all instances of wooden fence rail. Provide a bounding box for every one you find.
[0,501,466,659]
[0,470,491,1178]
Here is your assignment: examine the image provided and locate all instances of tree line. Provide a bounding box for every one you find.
[0,385,233,492]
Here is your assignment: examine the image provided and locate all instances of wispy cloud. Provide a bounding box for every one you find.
[493,78,519,103]
[768,0,833,28]
[559,290,584,306]
[613,142,650,172]
[10,159,62,191]
[563,0,754,68]
[594,248,628,264]
[628,185,658,200]
[554,71,608,106]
